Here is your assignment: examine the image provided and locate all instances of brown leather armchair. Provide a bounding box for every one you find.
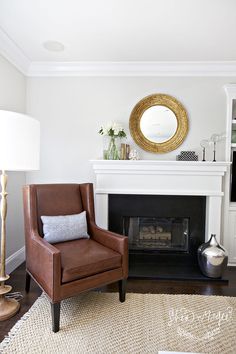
[23,183,128,332]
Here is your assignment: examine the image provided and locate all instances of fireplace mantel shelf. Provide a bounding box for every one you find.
[91,159,229,165]
[91,159,230,176]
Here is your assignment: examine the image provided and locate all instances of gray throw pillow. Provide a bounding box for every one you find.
[41,211,89,244]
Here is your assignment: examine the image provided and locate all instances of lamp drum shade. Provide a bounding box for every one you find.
[0,110,40,171]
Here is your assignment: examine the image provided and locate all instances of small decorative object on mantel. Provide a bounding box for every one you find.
[197,234,228,278]
[210,134,220,162]
[209,133,226,162]
[129,149,140,160]
[120,143,131,160]
[200,139,210,161]
[99,122,126,160]
[126,144,130,159]
[120,144,126,160]
[176,151,198,161]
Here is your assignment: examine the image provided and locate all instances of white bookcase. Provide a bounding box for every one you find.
[224,84,236,265]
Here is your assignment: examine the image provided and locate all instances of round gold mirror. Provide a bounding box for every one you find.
[129,94,188,153]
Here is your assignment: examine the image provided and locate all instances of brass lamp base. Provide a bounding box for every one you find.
[0,296,20,321]
[0,171,20,321]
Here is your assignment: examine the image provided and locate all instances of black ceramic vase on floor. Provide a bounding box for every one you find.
[198,234,228,278]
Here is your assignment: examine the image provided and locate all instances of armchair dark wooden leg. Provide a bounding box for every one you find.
[118,279,127,303]
[51,302,61,333]
[25,272,31,293]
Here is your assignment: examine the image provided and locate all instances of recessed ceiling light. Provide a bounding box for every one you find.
[43,40,65,52]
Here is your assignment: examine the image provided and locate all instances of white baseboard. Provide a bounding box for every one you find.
[6,246,25,274]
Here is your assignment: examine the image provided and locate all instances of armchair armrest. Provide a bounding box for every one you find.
[31,232,60,255]
[90,222,128,278]
[27,231,61,302]
[90,222,128,254]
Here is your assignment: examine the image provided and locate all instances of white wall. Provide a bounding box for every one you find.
[0,54,234,267]
[0,54,26,259]
[26,76,232,185]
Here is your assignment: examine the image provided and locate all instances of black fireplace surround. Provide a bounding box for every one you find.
[108,194,207,280]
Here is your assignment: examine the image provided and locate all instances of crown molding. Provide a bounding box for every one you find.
[0,27,30,75]
[27,61,236,77]
[1,30,236,78]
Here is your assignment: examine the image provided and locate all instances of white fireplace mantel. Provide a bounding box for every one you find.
[91,160,230,241]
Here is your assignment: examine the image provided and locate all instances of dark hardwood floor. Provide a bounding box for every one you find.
[0,263,236,342]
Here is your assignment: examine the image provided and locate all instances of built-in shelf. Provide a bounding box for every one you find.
[224,85,236,264]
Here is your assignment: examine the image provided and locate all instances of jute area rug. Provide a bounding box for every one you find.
[0,292,236,354]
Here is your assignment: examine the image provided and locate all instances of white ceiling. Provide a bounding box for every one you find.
[1,0,236,76]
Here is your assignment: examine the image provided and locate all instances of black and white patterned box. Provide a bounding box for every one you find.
[176,151,198,161]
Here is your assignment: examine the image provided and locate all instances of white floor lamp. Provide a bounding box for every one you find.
[0,110,40,321]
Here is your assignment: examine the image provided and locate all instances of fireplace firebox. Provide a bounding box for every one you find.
[123,216,189,252]
[109,194,207,280]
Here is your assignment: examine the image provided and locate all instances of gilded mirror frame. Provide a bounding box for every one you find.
[129,94,189,153]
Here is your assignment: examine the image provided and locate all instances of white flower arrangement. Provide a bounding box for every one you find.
[99,121,126,138]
